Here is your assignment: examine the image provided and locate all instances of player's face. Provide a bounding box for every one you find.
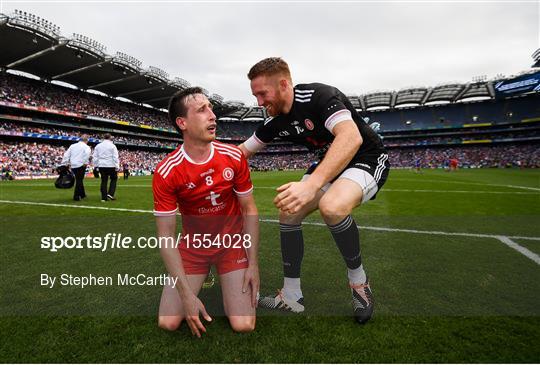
[181,94,217,142]
[251,75,287,116]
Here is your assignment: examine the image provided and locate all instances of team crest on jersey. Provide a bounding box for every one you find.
[222,167,234,181]
[304,119,314,130]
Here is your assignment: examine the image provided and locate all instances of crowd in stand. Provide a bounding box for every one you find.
[384,131,540,147]
[5,120,539,155]
[2,140,538,178]
[117,149,165,175]
[1,73,539,178]
[249,153,316,171]
[1,142,62,177]
[388,144,540,168]
[4,120,538,151]
[0,74,265,139]
[0,73,171,129]
[0,141,167,177]
[217,122,257,140]
[0,122,72,137]
[0,122,176,149]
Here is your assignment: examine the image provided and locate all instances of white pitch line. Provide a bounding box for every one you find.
[383,189,538,194]
[390,178,540,191]
[2,200,539,265]
[0,200,153,214]
[257,187,538,194]
[1,183,152,187]
[7,184,537,194]
[5,175,540,191]
[496,236,540,265]
[503,184,540,192]
[260,218,540,241]
[371,189,536,194]
[2,198,539,243]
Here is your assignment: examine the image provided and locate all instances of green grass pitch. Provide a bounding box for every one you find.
[1,168,539,363]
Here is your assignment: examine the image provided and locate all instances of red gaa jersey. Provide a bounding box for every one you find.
[152,141,253,253]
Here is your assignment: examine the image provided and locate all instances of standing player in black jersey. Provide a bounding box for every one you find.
[238,57,389,324]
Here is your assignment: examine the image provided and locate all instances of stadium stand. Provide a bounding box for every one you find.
[0,73,172,129]
[1,71,539,178]
[365,94,540,131]
[389,144,539,169]
[0,141,166,177]
[1,9,539,178]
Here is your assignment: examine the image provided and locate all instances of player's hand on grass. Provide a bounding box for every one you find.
[243,264,260,308]
[182,293,212,338]
[274,181,318,214]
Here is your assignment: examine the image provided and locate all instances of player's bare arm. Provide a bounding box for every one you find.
[274,120,362,213]
[156,215,212,337]
[237,193,260,307]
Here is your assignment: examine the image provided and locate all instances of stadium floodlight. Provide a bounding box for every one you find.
[10,9,60,38]
[146,66,169,82]
[472,75,487,83]
[114,52,142,71]
[225,100,245,108]
[172,77,191,89]
[532,48,540,62]
[210,93,224,103]
[70,33,107,57]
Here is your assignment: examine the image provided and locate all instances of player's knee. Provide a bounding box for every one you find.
[158,316,182,331]
[279,209,304,225]
[319,196,351,220]
[229,316,256,333]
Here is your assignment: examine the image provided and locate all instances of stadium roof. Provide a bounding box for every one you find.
[394,88,429,107]
[222,72,529,120]
[219,106,268,122]
[1,10,536,120]
[532,48,540,68]
[0,10,229,110]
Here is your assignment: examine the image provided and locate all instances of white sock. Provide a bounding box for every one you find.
[283,277,303,300]
[348,264,367,285]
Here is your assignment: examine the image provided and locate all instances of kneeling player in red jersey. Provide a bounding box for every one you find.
[153,87,259,337]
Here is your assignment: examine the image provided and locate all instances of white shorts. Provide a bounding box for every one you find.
[301,167,378,204]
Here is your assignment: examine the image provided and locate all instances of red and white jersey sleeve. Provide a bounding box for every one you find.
[233,148,253,196]
[152,147,182,216]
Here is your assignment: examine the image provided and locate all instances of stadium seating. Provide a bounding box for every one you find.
[368,94,540,130]
[1,72,539,178]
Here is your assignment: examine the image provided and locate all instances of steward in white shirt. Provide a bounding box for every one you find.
[61,134,91,201]
[93,133,120,202]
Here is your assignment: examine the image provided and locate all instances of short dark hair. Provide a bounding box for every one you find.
[247,57,291,81]
[104,133,111,139]
[168,87,205,134]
